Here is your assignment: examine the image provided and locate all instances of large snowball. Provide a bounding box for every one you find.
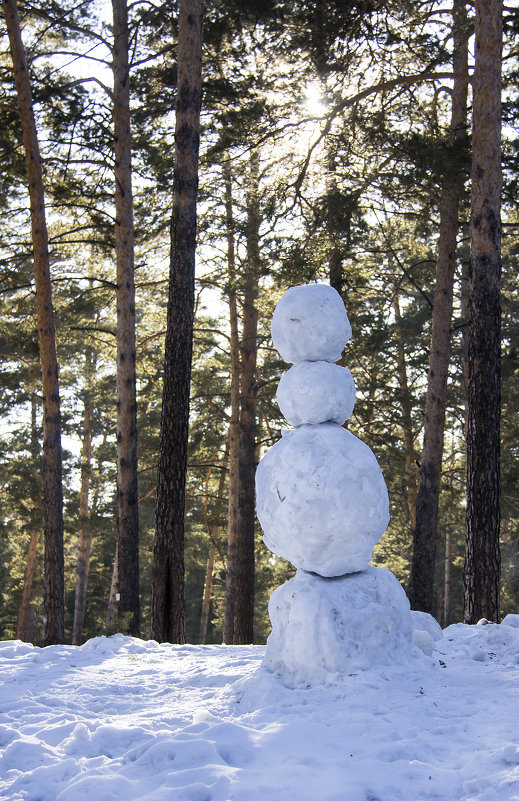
[271,284,352,363]
[262,567,415,686]
[256,423,389,576]
[277,361,356,427]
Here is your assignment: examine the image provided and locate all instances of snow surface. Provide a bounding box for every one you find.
[271,284,352,363]
[276,361,356,427]
[1,624,519,801]
[256,423,389,576]
[263,567,415,686]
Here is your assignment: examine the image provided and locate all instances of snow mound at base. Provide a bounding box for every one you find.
[444,621,519,665]
[262,566,416,687]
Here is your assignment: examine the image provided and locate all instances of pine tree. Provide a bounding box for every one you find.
[464,0,502,624]
[408,0,470,615]
[112,0,140,637]
[3,0,65,645]
[152,0,203,643]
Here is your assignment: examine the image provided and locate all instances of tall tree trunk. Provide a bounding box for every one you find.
[199,544,215,644]
[17,389,41,642]
[464,0,502,624]
[223,161,241,644]
[233,151,260,645]
[152,0,203,643]
[393,294,418,529]
[112,0,140,637]
[408,0,469,613]
[200,449,227,644]
[3,0,64,645]
[443,527,451,626]
[17,530,38,641]
[72,350,95,645]
[106,542,119,626]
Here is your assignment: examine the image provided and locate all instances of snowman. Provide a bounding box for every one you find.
[256,284,415,687]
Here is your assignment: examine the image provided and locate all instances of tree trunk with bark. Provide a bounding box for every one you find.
[17,389,41,642]
[106,542,119,626]
[72,350,95,645]
[408,0,469,613]
[223,162,241,644]
[17,529,38,641]
[233,152,260,645]
[152,0,203,643]
[3,0,64,645]
[393,295,418,529]
[464,0,502,624]
[199,544,215,644]
[200,450,227,644]
[112,0,140,637]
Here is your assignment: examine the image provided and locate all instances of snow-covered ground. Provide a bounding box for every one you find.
[1,622,519,801]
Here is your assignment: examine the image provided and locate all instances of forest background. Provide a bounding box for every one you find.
[0,0,517,646]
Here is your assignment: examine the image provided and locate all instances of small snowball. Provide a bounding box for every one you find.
[410,610,443,642]
[412,628,435,656]
[256,423,389,576]
[271,284,352,364]
[276,361,356,427]
[262,567,414,686]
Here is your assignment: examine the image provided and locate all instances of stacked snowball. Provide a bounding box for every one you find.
[256,284,415,687]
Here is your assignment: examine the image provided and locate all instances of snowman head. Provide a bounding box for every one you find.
[271,283,352,364]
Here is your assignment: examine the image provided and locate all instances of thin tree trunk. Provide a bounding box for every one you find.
[443,527,451,626]
[3,0,64,645]
[17,530,38,641]
[408,0,469,613]
[112,0,140,637]
[464,0,502,624]
[223,161,241,644]
[106,542,119,626]
[199,544,215,644]
[72,350,95,645]
[233,151,260,645]
[393,294,418,529]
[152,0,203,643]
[17,389,41,642]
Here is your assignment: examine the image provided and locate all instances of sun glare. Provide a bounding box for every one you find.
[304,83,326,117]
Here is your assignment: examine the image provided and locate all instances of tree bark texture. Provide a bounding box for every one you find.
[223,162,241,644]
[233,151,260,645]
[112,0,140,636]
[199,544,215,644]
[72,351,94,645]
[408,0,469,614]
[3,0,64,645]
[106,542,119,626]
[393,295,418,529]
[152,0,203,643]
[200,452,227,644]
[464,0,502,624]
[17,529,38,641]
